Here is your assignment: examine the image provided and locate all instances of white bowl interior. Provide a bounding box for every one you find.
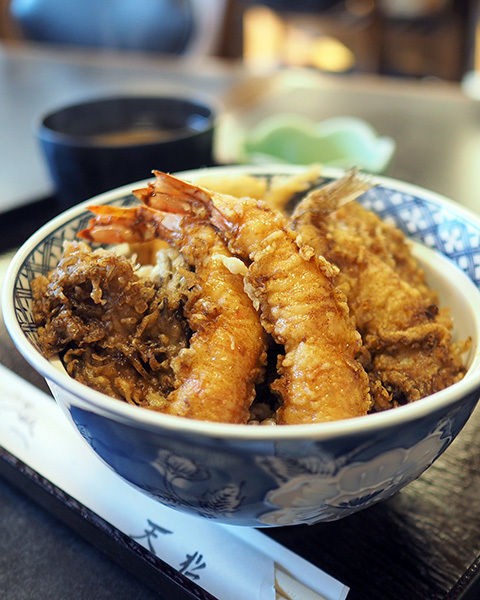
[414,243,480,374]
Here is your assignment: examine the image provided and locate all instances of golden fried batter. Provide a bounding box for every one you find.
[80,174,268,424]
[32,241,190,408]
[292,176,467,410]
[173,178,373,424]
[31,170,468,424]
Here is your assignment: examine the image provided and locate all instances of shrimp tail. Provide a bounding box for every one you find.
[78,204,183,245]
[292,168,373,224]
[134,170,241,244]
[133,170,213,218]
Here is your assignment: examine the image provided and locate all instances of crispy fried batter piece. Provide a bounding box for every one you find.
[162,174,372,424]
[81,175,269,424]
[32,241,191,408]
[292,182,467,410]
[31,170,469,424]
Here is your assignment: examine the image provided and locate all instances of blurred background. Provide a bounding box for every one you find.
[0,0,478,81]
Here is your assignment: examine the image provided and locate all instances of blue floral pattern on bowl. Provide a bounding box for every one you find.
[359,186,480,286]
[65,392,477,526]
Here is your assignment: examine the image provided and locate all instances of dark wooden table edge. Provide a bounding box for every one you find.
[446,556,480,600]
[0,446,218,600]
[0,195,63,254]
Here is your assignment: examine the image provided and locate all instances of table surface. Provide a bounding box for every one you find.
[1,42,480,600]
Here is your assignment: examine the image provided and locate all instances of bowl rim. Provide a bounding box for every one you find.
[3,164,480,441]
[36,92,217,149]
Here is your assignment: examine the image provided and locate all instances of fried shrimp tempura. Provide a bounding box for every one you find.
[291,171,467,409]
[33,168,468,424]
[140,172,372,424]
[79,198,267,424]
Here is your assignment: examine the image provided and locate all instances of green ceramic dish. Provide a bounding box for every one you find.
[242,115,395,173]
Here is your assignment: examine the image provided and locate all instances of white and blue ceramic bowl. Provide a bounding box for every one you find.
[3,165,480,527]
